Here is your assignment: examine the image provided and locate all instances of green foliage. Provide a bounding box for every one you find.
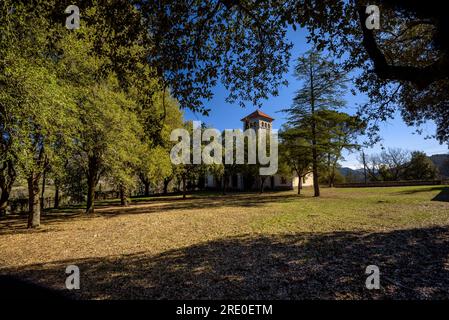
[138,0,292,112]
[363,149,439,182]
[403,151,439,180]
[279,127,313,178]
[1,1,187,218]
[282,50,355,194]
[171,121,210,197]
[320,111,365,186]
[83,76,145,189]
[136,88,184,194]
[283,0,449,143]
[139,145,173,192]
[0,1,78,224]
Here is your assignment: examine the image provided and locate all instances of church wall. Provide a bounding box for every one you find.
[292,173,314,187]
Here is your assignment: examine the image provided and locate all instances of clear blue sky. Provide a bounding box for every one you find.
[184,27,449,169]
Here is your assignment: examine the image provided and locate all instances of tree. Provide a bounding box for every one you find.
[279,127,312,195]
[136,88,184,197]
[358,150,369,184]
[282,50,348,197]
[320,111,365,187]
[235,127,277,194]
[139,146,173,197]
[0,157,16,216]
[378,148,411,181]
[142,0,446,143]
[360,149,438,181]
[137,1,448,143]
[403,151,438,180]
[172,121,209,199]
[53,19,153,212]
[0,2,77,226]
[281,0,449,144]
[360,148,412,181]
[76,76,145,213]
[137,0,292,113]
[14,0,447,143]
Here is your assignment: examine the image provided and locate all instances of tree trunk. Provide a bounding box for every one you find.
[163,178,170,195]
[86,175,95,214]
[311,121,320,197]
[27,173,41,228]
[40,169,46,212]
[144,182,150,197]
[182,177,187,199]
[54,183,60,210]
[260,176,266,193]
[297,174,302,195]
[222,175,227,195]
[0,188,11,216]
[329,165,335,188]
[120,186,129,206]
[0,160,17,217]
[361,151,368,184]
[86,156,99,214]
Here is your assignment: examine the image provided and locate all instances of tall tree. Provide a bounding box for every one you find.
[0,2,77,226]
[282,0,449,144]
[283,50,348,197]
[76,77,145,213]
[358,150,368,184]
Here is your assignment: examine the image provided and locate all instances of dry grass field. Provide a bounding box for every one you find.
[1,185,449,299]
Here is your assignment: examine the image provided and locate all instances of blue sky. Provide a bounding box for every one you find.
[184,27,449,169]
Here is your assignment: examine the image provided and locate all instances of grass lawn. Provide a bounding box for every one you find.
[1,185,449,299]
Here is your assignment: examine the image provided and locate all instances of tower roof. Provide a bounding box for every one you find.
[240,110,274,122]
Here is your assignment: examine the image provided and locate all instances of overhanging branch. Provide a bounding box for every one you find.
[356,5,449,89]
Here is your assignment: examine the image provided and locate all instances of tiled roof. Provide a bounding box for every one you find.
[240,110,274,122]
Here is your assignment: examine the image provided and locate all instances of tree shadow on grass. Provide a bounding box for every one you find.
[95,193,302,217]
[2,226,449,299]
[392,186,448,196]
[0,193,302,234]
[431,187,449,202]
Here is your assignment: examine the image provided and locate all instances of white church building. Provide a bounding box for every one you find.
[204,110,313,191]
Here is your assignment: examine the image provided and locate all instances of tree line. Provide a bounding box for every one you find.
[0,2,186,226]
[358,148,439,182]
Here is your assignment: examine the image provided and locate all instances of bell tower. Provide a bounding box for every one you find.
[240,110,274,131]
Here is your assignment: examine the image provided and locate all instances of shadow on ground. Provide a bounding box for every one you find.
[432,187,449,202]
[0,276,69,300]
[2,226,449,299]
[0,193,302,235]
[392,186,449,202]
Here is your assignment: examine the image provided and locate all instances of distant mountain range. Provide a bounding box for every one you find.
[339,153,449,181]
[339,167,366,183]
